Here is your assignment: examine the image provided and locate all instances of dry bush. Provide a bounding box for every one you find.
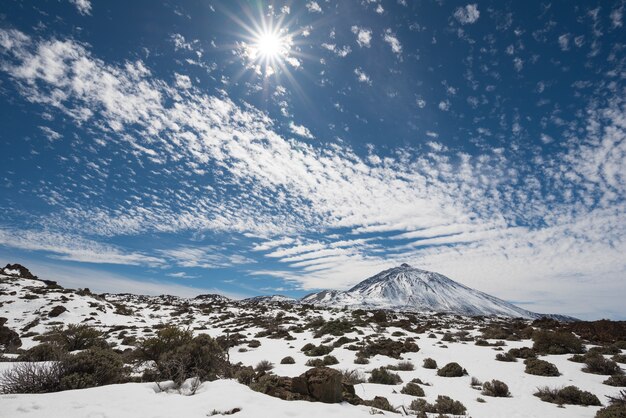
[400,382,425,397]
[534,385,601,406]
[437,362,466,377]
[255,360,274,372]
[481,379,511,397]
[340,369,366,385]
[532,330,584,355]
[524,358,560,376]
[422,357,437,369]
[583,355,624,375]
[0,362,63,393]
[368,367,402,385]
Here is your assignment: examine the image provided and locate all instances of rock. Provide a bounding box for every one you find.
[362,396,395,412]
[2,264,37,280]
[0,319,22,351]
[49,305,68,317]
[297,367,343,403]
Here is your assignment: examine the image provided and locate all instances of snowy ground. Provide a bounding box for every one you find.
[1,272,623,417]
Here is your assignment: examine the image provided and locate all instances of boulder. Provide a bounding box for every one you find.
[0,319,22,351]
[49,305,68,317]
[2,264,37,280]
[293,367,343,403]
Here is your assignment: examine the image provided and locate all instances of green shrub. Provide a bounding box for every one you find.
[595,390,626,418]
[422,358,437,369]
[395,360,414,371]
[400,382,425,396]
[136,325,193,363]
[532,330,584,355]
[613,354,626,364]
[368,367,402,385]
[17,343,64,361]
[255,360,274,372]
[357,338,419,359]
[583,355,624,375]
[437,362,466,377]
[306,355,338,367]
[340,369,366,385]
[524,358,560,376]
[482,379,511,397]
[280,356,295,364]
[303,344,334,357]
[354,355,369,364]
[604,375,626,387]
[495,352,517,362]
[39,324,107,351]
[60,348,127,390]
[411,395,467,415]
[534,385,601,406]
[313,320,355,337]
[508,347,537,359]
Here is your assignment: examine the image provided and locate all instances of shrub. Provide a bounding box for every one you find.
[136,325,193,363]
[144,332,229,386]
[60,348,127,390]
[604,375,626,387]
[400,382,425,396]
[354,355,369,364]
[303,344,334,357]
[39,324,107,351]
[470,376,482,387]
[313,319,355,337]
[534,385,601,406]
[583,355,624,375]
[437,362,466,377]
[248,340,261,348]
[0,362,63,393]
[508,347,537,359]
[409,396,467,415]
[596,390,626,418]
[613,354,626,364]
[357,338,419,359]
[341,369,366,385]
[395,360,414,371]
[532,330,584,355]
[496,352,517,362]
[306,355,338,367]
[422,358,437,369]
[368,367,402,385]
[17,343,64,361]
[255,360,274,372]
[524,358,560,376]
[482,379,511,397]
[280,356,295,364]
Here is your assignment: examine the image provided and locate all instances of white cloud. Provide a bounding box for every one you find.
[454,4,480,24]
[351,26,372,48]
[174,73,192,89]
[354,67,371,85]
[558,33,570,51]
[289,122,314,139]
[1,29,625,318]
[69,0,92,16]
[306,2,322,13]
[383,29,402,56]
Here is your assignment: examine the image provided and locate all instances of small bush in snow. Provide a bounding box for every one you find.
[534,385,601,406]
[481,379,511,397]
[280,356,295,364]
[394,360,414,371]
[596,390,626,418]
[37,324,107,352]
[437,362,466,377]
[0,361,64,393]
[410,395,467,415]
[604,375,626,387]
[524,358,560,376]
[18,343,64,361]
[400,382,425,396]
[422,358,437,369]
[255,360,274,372]
[340,369,366,385]
[583,355,624,375]
[532,330,584,355]
[495,352,517,362]
[368,367,402,385]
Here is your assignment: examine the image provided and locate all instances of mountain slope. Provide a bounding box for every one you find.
[302,263,572,319]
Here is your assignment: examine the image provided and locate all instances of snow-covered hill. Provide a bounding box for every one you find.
[302,263,573,320]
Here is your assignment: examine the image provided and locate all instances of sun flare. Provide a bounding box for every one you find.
[255,32,284,60]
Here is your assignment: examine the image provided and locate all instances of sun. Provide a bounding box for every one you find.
[255,32,284,60]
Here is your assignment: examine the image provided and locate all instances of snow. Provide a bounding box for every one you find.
[302,264,568,319]
[1,271,622,418]
[0,379,379,418]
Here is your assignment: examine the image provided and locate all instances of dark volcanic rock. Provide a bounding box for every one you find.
[2,264,37,280]
[292,367,343,403]
[48,305,68,317]
[0,318,22,351]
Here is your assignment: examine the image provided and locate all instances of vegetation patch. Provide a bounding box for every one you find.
[534,385,601,406]
[524,358,560,376]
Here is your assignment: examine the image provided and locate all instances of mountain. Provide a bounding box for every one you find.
[302,263,574,320]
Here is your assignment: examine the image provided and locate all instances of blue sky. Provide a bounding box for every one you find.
[0,0,624,319]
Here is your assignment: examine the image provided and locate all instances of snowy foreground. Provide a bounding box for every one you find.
[1,269,624,417]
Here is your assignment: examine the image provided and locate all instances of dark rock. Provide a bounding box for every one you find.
[362,396,395,412]
[0,320,22,350]
[295,367,343,403]
[2,264,37,280]
[49,305,68,317]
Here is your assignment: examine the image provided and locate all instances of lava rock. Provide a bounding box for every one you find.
[49,305,68,317]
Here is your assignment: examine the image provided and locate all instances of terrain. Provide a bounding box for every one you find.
[1,264,625,418]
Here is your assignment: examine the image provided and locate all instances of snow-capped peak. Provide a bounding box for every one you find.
[302,264,573,319]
